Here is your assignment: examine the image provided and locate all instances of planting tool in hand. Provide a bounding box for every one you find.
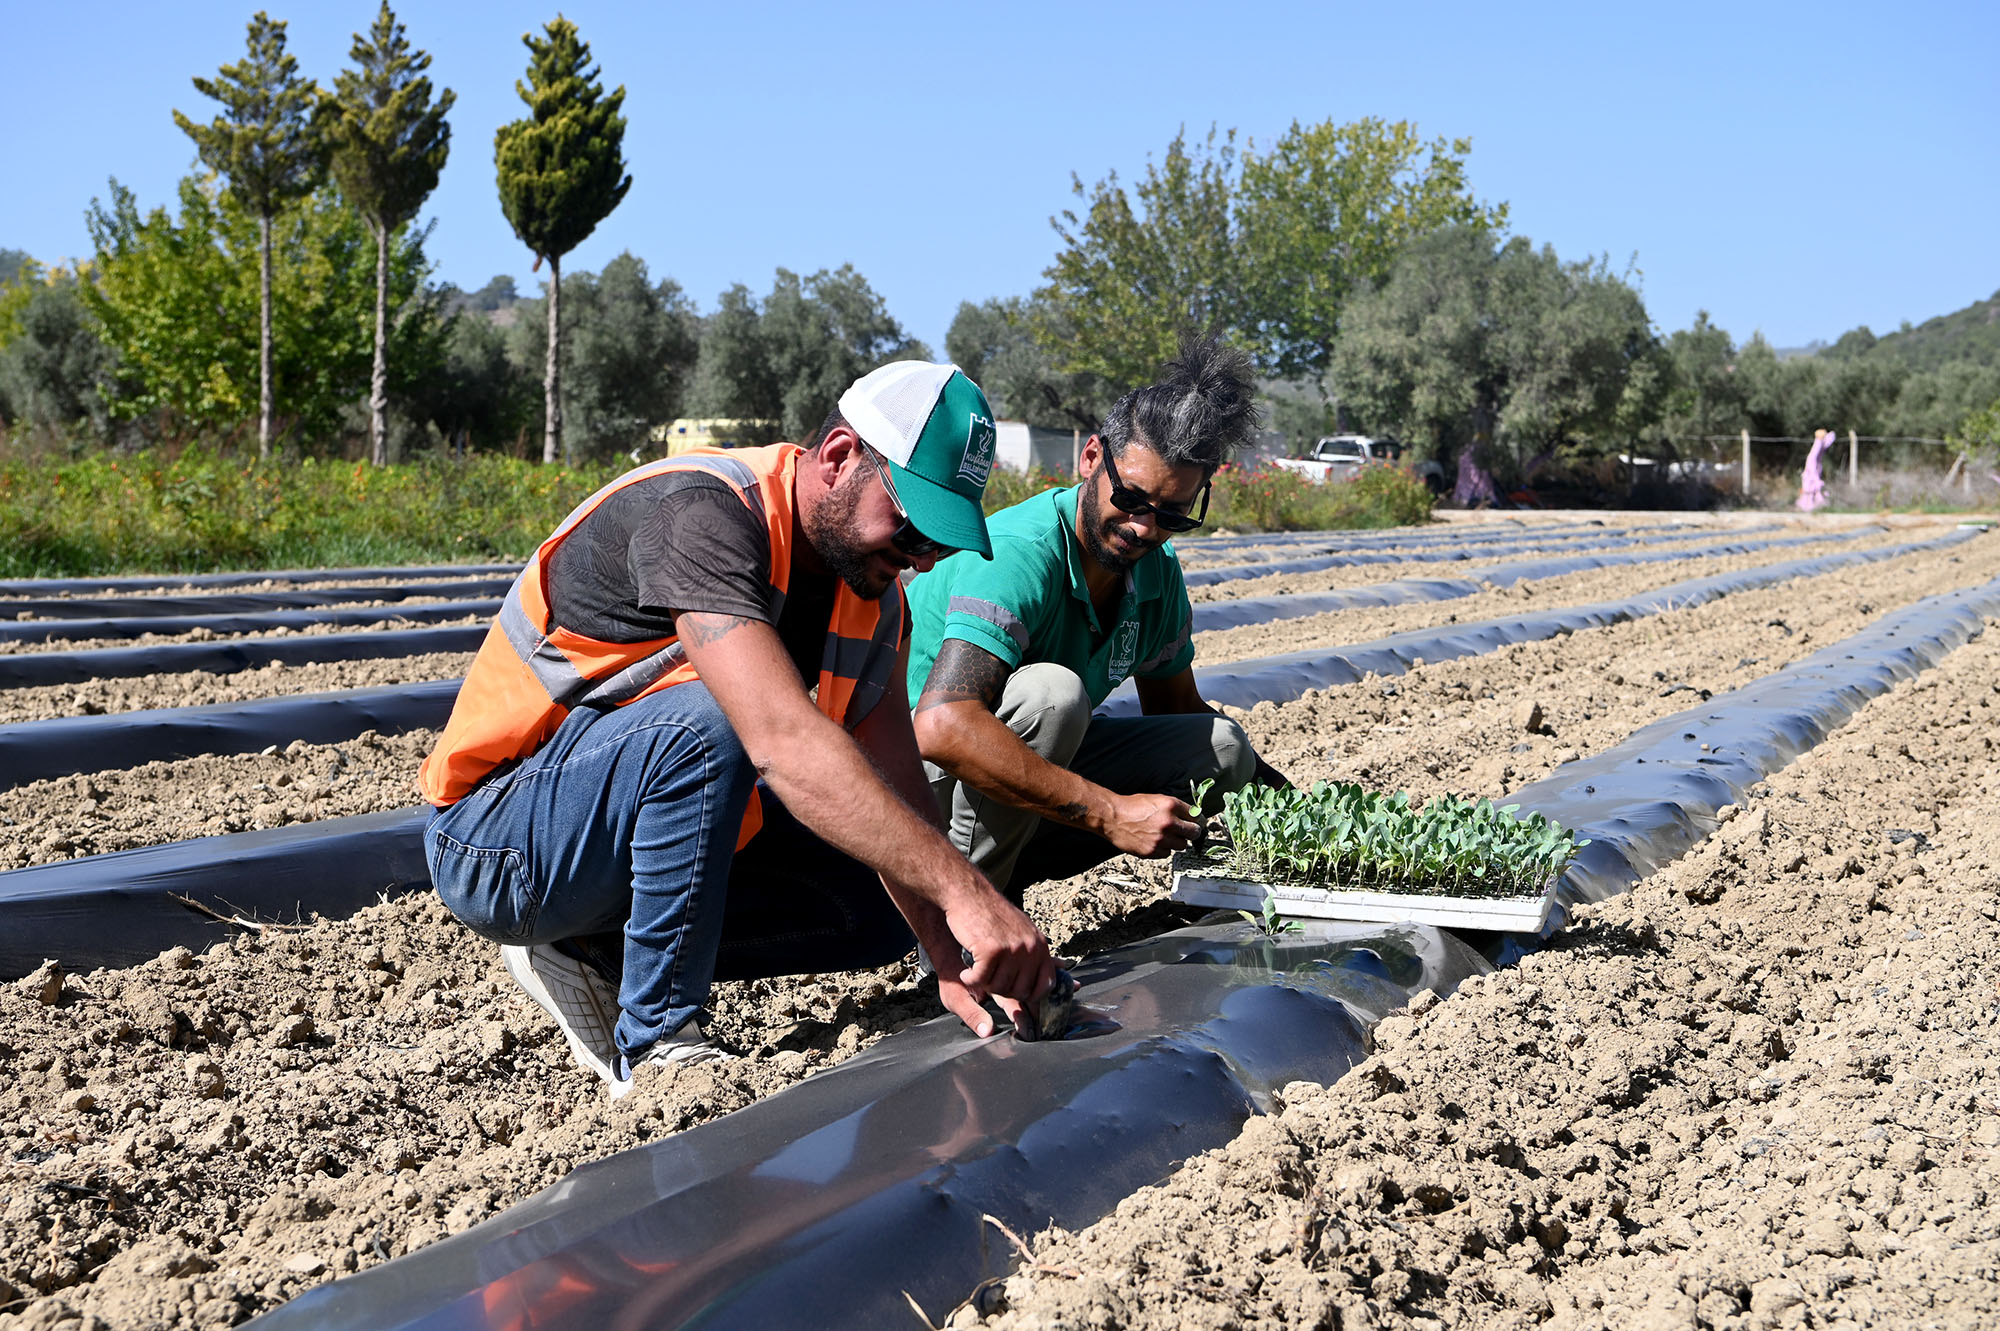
[1017,968,1078,1042]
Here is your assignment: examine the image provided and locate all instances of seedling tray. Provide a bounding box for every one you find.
[1170,852,1558,933]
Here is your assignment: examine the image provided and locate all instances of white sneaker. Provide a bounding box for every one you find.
[608,1022,733,1100]
[502,942,622,1084]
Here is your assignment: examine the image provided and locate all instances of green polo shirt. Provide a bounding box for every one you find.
[905,485,1195,707]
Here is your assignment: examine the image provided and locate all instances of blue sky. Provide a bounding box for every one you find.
[7,0,1995,360]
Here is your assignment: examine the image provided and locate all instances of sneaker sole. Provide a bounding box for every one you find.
[502,945,621,1083]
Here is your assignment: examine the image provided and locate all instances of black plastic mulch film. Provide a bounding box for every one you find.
[0,525,1901,789]
[0,599,501,647]
[1181,521,1798,587]
[0,528,1974,979]
[251,550,2000,1331]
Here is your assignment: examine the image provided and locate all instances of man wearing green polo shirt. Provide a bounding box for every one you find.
[907,337,1288,902]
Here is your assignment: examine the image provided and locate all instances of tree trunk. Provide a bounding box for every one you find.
[259,213,273,461]
[370,220,390,467]
[542,254,562,465]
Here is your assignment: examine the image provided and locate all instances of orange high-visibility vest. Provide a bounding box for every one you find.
[418,445,906,848]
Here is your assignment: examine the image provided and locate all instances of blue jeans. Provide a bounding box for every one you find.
[425,683,915,1057]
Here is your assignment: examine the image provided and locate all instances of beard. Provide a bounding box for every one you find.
[803,467,894,600]
[1079,463,1156,573]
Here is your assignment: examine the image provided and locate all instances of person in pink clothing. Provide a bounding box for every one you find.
[1797,428,1833,512]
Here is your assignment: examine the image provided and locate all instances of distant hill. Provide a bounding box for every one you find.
[1818,289,2000,371]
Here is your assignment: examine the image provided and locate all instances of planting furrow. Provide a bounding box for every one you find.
[1181,522,1803,588]
[0,650,476,726]
[0,681,460,789]
[1175,519,1668,567]
[0,625,488,692]
[1190,524,1888,637]
[1109,528,1986,714]
[0,563,519,598]
[0,599,500,648]
[0,578,513,622]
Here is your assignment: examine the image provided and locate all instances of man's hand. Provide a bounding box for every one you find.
[1104,792,1203,857]
[901,892,1054,1039]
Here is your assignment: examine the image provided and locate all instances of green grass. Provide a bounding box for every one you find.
[0,449,1436,578]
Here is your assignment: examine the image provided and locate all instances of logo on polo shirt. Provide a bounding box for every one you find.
[956,412,996,487]
[1108,620,1139,686]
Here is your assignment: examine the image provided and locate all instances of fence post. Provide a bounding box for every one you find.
[1741,429,1751,496]
[1072,429,1081,475]
[1848,429,1858,488]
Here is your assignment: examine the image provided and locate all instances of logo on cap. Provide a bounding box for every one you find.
[957,412,996,487]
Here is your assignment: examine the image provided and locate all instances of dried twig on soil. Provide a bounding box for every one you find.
[170,893,308,934]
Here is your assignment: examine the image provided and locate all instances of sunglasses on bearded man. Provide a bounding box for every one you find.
[1100,443,1210,533]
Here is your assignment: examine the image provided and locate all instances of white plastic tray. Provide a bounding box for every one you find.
[1170,854,1558,933]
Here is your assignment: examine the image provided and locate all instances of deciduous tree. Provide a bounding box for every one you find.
[506,252,698,459]
[946,296,1110,432]
[83,175,438,446]
[1037,127,1244,390]
[321,1,454,465]
[691,266,927,440]
[1238,118,1505,385]
[173,12,324,457]
[494,17,630,463]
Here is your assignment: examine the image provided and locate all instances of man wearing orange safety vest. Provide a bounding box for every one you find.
[419,362,1056,1098]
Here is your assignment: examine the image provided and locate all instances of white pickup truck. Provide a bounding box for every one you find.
[1274,435,1444,490]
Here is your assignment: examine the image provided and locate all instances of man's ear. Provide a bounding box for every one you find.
[1077,433,1104,475]
[811,423,865,486]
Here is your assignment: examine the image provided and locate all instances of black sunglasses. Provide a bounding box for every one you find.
[1100,444,1209,533]
[862,447,952,559]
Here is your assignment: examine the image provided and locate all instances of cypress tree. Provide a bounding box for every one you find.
[493,16,631,464]
[322,2,455,466]
[173,12,324,458]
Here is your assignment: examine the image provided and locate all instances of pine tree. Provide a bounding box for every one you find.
[173,12,324,458]
[493,16,631,464]
[322,2,454,466]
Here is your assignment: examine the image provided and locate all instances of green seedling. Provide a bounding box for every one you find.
[1238,894,1301,938]
[1200,779,1588,900]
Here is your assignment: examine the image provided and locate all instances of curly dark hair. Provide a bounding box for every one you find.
[1099,333,1261,475]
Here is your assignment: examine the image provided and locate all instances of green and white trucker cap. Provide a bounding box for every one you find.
[839,361,997,559]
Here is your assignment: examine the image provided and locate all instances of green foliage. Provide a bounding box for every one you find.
[1948,399,2000,467]
[506,251,699,459]
[1238,896,1301,938]
[1037,119,1503,392]
[320,3,454,239]
[689,265,928,440]
[1038,127,1245,389]
[82,174,439,445]
[0,264,115,433]
[411,308,529,453]
[946,296,1112,432]
[493,17,630,266]
[1333,227,1657,488]
[1208,780,1587,899]
[1204,457,1434,532]
[172,13,324,222]
[1819,289,2000,373]
[1237,118,1506,385]
[0,449,626,577]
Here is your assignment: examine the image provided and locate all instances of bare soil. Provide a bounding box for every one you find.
[0,519,1993,1330]
[978,616,2000,1331]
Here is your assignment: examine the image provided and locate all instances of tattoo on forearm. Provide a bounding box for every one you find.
[673,612,754,648]
[1054,801,1088,821]
[914,640,1009,714]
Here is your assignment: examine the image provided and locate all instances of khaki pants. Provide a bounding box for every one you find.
[925,662,1256,902]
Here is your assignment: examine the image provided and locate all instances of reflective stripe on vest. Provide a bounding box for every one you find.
[417,445,904,823]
